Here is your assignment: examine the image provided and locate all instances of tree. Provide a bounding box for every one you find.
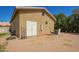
[55,13,67,32]
[55,9,79,33]
[69,14,79,33]
[68,9,79,33]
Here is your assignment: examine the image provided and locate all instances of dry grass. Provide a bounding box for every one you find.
[0,33,9,52]
[63,43,72,47]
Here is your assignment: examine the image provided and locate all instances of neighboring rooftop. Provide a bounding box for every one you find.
[0,22,10,27]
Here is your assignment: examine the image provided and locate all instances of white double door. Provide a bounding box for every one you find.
[26,21,37,36]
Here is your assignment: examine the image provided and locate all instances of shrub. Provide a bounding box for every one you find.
[0,33,8,36]
[0,45,5,52]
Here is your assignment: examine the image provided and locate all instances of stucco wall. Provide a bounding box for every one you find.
[42,12,54,33]
[19,9,55,38]
[11,13,19,37]
[19,10,42,38]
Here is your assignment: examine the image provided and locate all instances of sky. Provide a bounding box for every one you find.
[0,6,79,22]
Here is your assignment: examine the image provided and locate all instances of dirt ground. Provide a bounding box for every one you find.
[1,33,79,52]
[0,34,10,45]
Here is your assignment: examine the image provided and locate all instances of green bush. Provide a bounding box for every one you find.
[0,33,8,36]
[0,45,5,52]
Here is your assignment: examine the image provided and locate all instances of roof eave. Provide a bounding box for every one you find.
[10,7,56,23]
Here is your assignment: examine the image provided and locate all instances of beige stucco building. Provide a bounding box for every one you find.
[10,7,56,39]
